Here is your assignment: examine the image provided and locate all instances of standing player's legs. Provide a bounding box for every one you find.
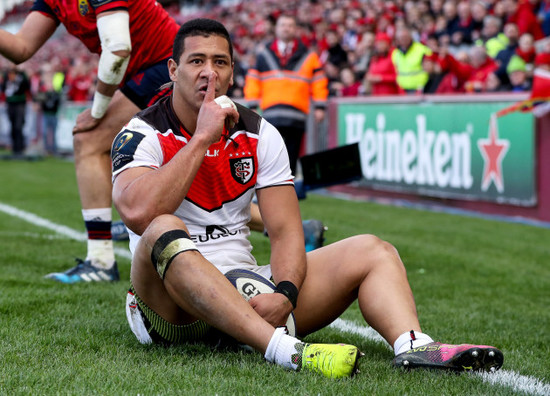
[46,60,172,284]
[45,90,140,283]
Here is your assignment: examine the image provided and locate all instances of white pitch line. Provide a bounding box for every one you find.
[330,318,550,396]
[476,369,550,396]
[329,318,390,348]
[0,202,132,260]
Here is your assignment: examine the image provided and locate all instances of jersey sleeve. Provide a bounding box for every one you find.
[111,117,163,181]
[31,0,60,24]
[255,119,294,189]
[90,0,128,14]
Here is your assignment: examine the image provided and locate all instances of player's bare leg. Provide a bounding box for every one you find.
[128,214,363,378]
[131,215,275,352]
[294,235,503,372]
[294,234,420,344]
[73,91,139,209]
[45,91,139,283]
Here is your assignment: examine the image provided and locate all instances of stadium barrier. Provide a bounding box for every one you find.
[326,93,550,224]
[0,101,87,154]
[3,96,548,224]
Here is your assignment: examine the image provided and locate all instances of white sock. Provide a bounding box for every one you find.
[86,239,116,269]
[82,208,115,269]
[264,327,303,371]
[393,330,434,356]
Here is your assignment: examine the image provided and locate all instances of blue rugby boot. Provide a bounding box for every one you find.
[45,259,120,284]
[111,220,130,241]
[303,219,327,252]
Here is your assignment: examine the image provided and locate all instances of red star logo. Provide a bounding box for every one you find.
[477,114,509,193]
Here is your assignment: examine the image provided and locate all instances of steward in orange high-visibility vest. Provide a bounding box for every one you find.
[244,21,328,174]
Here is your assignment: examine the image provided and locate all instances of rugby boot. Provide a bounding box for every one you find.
[392,342,503,372]
[297,342,363,378]
[45,258,120,283]
[303,219,327,252]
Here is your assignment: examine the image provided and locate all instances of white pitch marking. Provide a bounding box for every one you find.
[0,202,132,260]
[329,318,550,396]
[475,370,550,396]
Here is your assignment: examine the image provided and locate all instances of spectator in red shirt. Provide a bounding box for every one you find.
[427,43,498,93]
[66,61,94,102]
[502,0,545,40]
[439,45,498,92]
[535,53,550,71]
[516,33,536,70]
[331,66,363,96]
[364,32,400,95]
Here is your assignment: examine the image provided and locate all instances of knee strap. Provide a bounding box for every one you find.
[151,230,198,279]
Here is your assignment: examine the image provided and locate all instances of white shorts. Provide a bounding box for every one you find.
[203,249,273,280]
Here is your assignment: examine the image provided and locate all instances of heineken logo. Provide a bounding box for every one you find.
[345,112,475,189]
[477,114,509,193]
[341,106,533,206]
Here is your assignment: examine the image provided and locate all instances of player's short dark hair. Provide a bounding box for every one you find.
[172,18,233,64]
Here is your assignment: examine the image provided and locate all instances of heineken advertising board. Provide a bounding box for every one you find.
[338,102,536,206]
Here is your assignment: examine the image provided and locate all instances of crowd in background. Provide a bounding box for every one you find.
[1,0,549,108]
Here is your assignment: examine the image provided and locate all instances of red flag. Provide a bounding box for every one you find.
[496,68,550,117]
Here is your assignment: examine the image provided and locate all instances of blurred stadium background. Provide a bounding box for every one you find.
[1,1,549,394]
[1,0,549,226]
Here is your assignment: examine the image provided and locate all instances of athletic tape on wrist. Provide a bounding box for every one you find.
[91,91,112,119]
[151,230,198,279]
[274,281,299,309]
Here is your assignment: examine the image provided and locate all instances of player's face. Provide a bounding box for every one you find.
[170,35,234,112]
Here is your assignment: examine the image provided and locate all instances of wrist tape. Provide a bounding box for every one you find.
[91,91,112,119]
[274,281,299,309]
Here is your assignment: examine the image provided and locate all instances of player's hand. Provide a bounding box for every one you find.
[73,108,101,134]
[249,292,293,328]
[195,72,239,145]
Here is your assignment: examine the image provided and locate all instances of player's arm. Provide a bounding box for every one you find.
[73,10,132,133]
[90,10,132,120]
[113,73,238,235]
[251,184,306,325]
[113,132,210,235]
[0,11,56,64]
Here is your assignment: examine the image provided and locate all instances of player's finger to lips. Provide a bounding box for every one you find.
[204,72,216,102]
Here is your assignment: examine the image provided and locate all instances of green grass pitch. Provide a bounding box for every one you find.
[0,155,549,395]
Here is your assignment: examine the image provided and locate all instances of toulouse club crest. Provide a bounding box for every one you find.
[230,157,255,184]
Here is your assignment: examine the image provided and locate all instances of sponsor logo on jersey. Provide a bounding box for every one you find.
[78,0,90,16]
[230,157,254,184]
[190,225,243,243]
[205,149,219,157]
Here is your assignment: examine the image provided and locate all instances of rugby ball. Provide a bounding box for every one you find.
[214,95,237,128]
[225,269,296,337]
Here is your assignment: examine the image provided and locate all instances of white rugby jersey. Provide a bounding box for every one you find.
[111,97,293,269]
